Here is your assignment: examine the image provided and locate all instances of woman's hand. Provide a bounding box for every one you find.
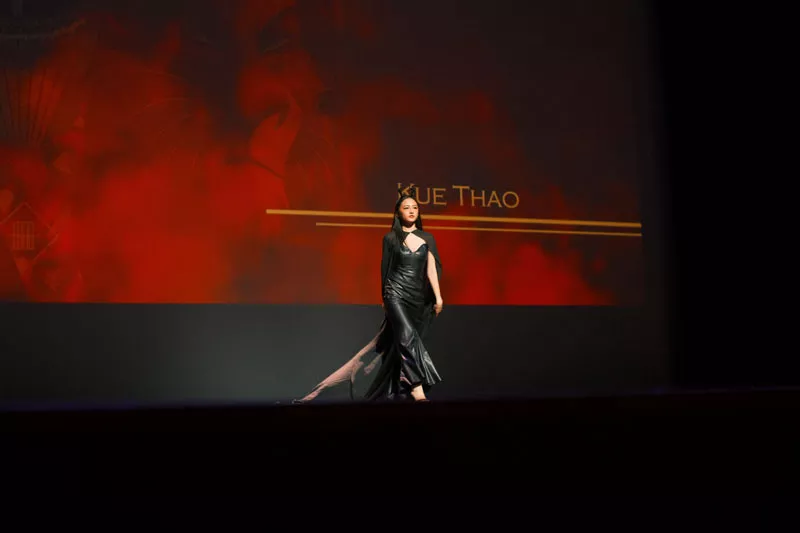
[434,298,443,316]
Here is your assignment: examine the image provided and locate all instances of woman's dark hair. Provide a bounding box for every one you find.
[391,184,424,246]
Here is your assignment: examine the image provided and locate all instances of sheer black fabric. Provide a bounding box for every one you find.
[297,229,442,402]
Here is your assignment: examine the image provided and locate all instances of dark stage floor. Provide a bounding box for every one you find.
[3,388,799,485]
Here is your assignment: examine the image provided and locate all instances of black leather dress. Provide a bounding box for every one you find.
[365,239,442,400]
[297,229,443,403]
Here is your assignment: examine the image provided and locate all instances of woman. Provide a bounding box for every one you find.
[297,185,444,402]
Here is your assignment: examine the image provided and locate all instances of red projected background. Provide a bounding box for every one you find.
[0,0,650,305]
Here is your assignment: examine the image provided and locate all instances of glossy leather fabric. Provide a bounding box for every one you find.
[366,242,442,400]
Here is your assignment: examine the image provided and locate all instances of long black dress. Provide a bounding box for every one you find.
[297,229,443,402]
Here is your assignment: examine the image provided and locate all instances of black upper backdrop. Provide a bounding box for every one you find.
[0,0,673,405]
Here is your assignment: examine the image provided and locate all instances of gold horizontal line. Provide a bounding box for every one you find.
[315,222,642,238]
[266,209,641,229]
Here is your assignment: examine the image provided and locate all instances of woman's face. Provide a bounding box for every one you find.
[398,197,419,225]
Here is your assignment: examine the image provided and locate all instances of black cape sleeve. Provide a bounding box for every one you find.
[417,230,443,304]
[380,233,393,296]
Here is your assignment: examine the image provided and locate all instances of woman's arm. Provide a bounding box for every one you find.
[427,251,443,315]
